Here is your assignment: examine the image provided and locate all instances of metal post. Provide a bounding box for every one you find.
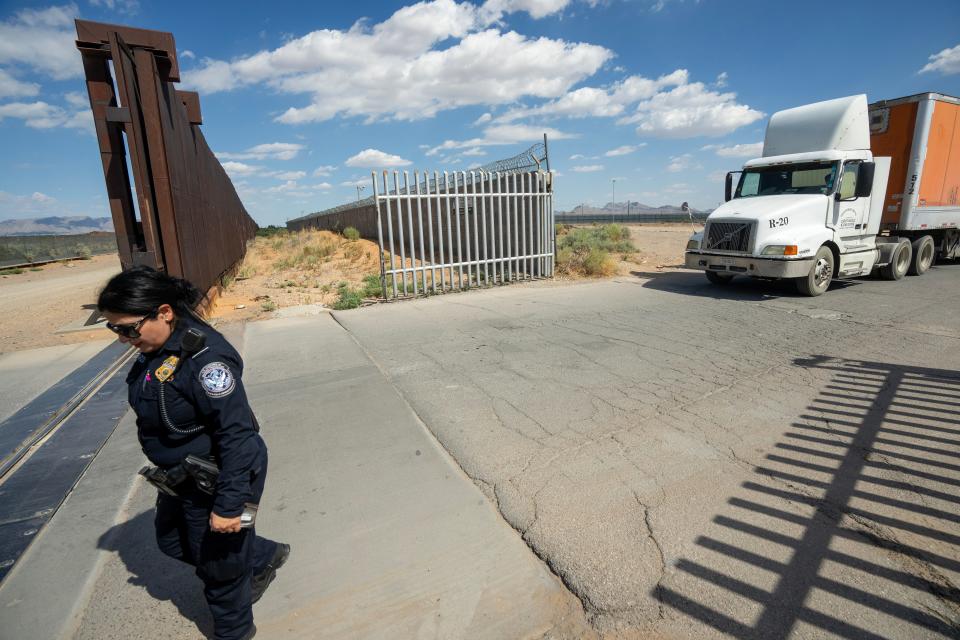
[443,172,455,290]
[402,171,417,296]
[372,172,387,299]
[382,171,398,298]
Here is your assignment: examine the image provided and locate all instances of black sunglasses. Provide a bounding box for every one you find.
[105,309,157,339]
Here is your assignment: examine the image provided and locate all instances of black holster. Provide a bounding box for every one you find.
[139,455,220,497]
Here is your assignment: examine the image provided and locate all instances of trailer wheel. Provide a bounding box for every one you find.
[706,270,734,285]
[880,239,912,280]
[796,246,833,297]
[908,235,935,276]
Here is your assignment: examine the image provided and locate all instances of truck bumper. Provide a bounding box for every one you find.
[684,252,814,279]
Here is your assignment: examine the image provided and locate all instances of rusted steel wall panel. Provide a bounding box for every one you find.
[76,20,256,293]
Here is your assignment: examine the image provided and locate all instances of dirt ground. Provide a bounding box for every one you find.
[210,229,384,323]
[619,222,697,275]
[0,254,121,354]
[0,224,698,353]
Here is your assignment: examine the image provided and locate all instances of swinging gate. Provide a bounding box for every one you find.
[372,170,555,299]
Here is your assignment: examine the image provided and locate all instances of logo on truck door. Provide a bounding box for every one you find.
[769,216,789,229]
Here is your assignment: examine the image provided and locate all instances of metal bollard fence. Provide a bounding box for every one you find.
[372,170,555,299]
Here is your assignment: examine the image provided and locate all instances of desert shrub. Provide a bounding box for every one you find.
[256,225,287,238]
[343,243,363,262]
[333,282,363,310]
[343,226,360,241]
[75,244,92,259]
[260,300,277,312]
[555,224,632,277]
[332,274,385,310]
[361,274,384,298]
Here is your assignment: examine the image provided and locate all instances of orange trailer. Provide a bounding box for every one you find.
[869,92,960,261]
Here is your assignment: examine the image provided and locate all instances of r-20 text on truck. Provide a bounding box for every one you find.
[685,93,959,296]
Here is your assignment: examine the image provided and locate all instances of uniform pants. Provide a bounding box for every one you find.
[155,491,278,640]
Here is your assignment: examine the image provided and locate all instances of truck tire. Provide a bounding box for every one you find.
[880,239,912,280]
[796,246,833,296]
[706,270,734,285]
[908,235,935,276]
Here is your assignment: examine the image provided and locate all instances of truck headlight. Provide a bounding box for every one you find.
[761,245,799,256]
[686,238,701,250]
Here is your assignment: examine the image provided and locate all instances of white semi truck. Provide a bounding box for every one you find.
[685,92,960,296]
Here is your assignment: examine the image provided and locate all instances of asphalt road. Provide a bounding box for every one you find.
[3,263,958,639]
[334,263,960,639]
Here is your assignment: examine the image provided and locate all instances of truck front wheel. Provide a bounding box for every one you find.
[908,235,935,276]
[796,246,833,296]
[880,239,912,280]
[705,270,734,285]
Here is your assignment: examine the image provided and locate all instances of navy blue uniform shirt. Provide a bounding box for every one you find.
[126,316,264,517]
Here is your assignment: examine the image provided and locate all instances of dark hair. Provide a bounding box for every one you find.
[98,266,207,322]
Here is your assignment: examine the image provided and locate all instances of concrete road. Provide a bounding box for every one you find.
[3,263,958,640]
[333,264,960,639]
[35,314,587,640]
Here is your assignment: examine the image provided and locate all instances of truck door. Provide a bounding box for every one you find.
[833,161,871,245]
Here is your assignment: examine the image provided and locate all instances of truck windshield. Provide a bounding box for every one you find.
[735,161,838,198]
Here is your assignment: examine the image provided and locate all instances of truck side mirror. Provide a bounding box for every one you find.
[725,172,734,202]
[855,162,875,198]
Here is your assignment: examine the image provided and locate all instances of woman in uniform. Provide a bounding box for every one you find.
[98,266,289,640]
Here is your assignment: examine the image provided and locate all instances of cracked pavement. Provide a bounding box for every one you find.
[333,265,960,639]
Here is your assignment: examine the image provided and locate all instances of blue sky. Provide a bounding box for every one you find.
[1,0,959,226]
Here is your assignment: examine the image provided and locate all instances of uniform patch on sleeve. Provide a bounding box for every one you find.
[198,362,236,398]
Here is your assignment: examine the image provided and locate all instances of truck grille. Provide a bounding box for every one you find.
[704,221,753,253]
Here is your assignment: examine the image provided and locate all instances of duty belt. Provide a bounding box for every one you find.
[139,454,220,496]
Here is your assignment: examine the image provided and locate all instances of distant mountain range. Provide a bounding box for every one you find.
[0,216,114,236]
[557,201,704,216]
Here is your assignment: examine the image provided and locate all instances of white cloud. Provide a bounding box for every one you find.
[221,161,263,177]
[263,180,333,195]
[426,123,574,156]
[273,170,307,180]
[89,0,140,12]
[619,82,764,138]
[479,0,573,21]
[340,178,369,188]
[180,49,196,60]
[474,112,493,125]
[572,164,603,172]
[0,189,60,217]
[714,71,728,88]
[313,165,337,176]
[345,148,412,167]
[705,142,763,158]
[604,144,644,156]
[666,153,699,172]
[569,153,585,159]
[919,43,960,75]
[217,142,305,161]
[494,67,761,140]
[0,100,91,131]
[495,69,688,123]
[0,68,39,99]
[64,91,87,108]
[461,147,486,156]
[0,4,81,80]
[183,1,611,124]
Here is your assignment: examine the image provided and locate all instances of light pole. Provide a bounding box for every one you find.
[611,178,617,223]
[356,184,366,202]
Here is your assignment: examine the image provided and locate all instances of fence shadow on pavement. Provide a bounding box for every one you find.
[96,509,212,636]
[658,356,960,639]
